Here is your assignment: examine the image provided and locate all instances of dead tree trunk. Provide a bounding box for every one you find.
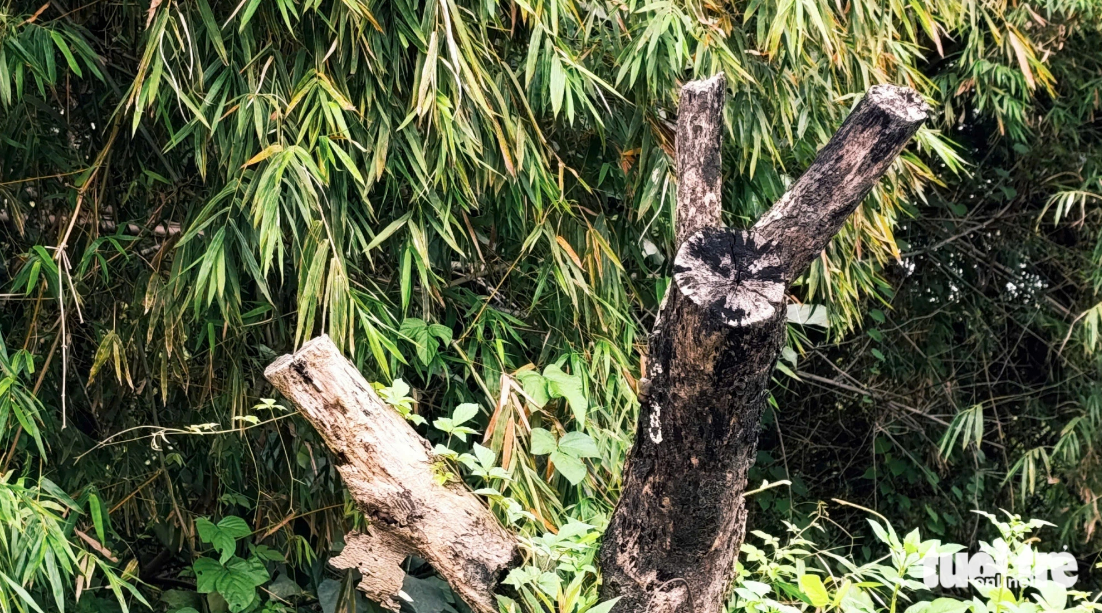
[264,76,926,613]
[264,336,519,613]
[596,75,927,613]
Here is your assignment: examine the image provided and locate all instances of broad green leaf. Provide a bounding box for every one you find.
[799,573,830,608]
[472,443,496,471]
[193,558,225,594]
[196,516,251,564]
[543,364,588,425]
[550,450,587,485]
[557,432,599,459]
[530,428,556,455]
[216,556,268,612]
[452,403,479,426]
[516,370,550,407]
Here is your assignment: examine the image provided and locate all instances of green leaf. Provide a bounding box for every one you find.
[472,443,496,471]
[452,403,479,426]
[193,558,226,594]
[50,32,82,77]
[0,571,45,613]
[1034,583,1067,611]
[924,598,972,613]
[196,516,251,564]
[195,0,227,63]
[400,318,437,365]
[557,520,594,539]
[530,428,556,455]
[401,575,456,613]
[537,571,561,596]
[216,557,268,612]
[218,516,251,537]
[584,598,621,613]
[549,56,566,117]
[238,0,264,31]
[557,432,599,459]
[428,324,453,343]
[330,141,365,186]
[89,493,108,543]
[433,417,455,433]
[799,573,830,608]
[543,364,588,425]
[516,370,550,407]
[550,450,587,485]
[364,211,412,252]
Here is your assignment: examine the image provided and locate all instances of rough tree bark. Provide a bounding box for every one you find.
[264,336,519,613]
[596,76,927,613]
[263,76,927,613]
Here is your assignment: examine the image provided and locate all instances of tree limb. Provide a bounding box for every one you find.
[753,84,928,281]
[264,336,519,613]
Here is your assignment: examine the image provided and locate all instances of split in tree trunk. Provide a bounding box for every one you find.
[597,77,927,613]
[264,336,519,613]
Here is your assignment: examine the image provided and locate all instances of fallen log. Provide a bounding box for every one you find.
[264,336,519,613]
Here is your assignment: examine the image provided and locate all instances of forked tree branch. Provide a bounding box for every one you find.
[264,77,927,613]
[597,77,927,613]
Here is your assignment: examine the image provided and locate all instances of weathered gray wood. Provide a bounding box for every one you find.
[264,336,518,613]
[597,79,927,613]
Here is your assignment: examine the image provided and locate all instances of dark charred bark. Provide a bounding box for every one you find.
[597,78,927,613]
[753,85,930,281]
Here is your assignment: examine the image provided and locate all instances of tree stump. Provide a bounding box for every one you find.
[597,76,928,613]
